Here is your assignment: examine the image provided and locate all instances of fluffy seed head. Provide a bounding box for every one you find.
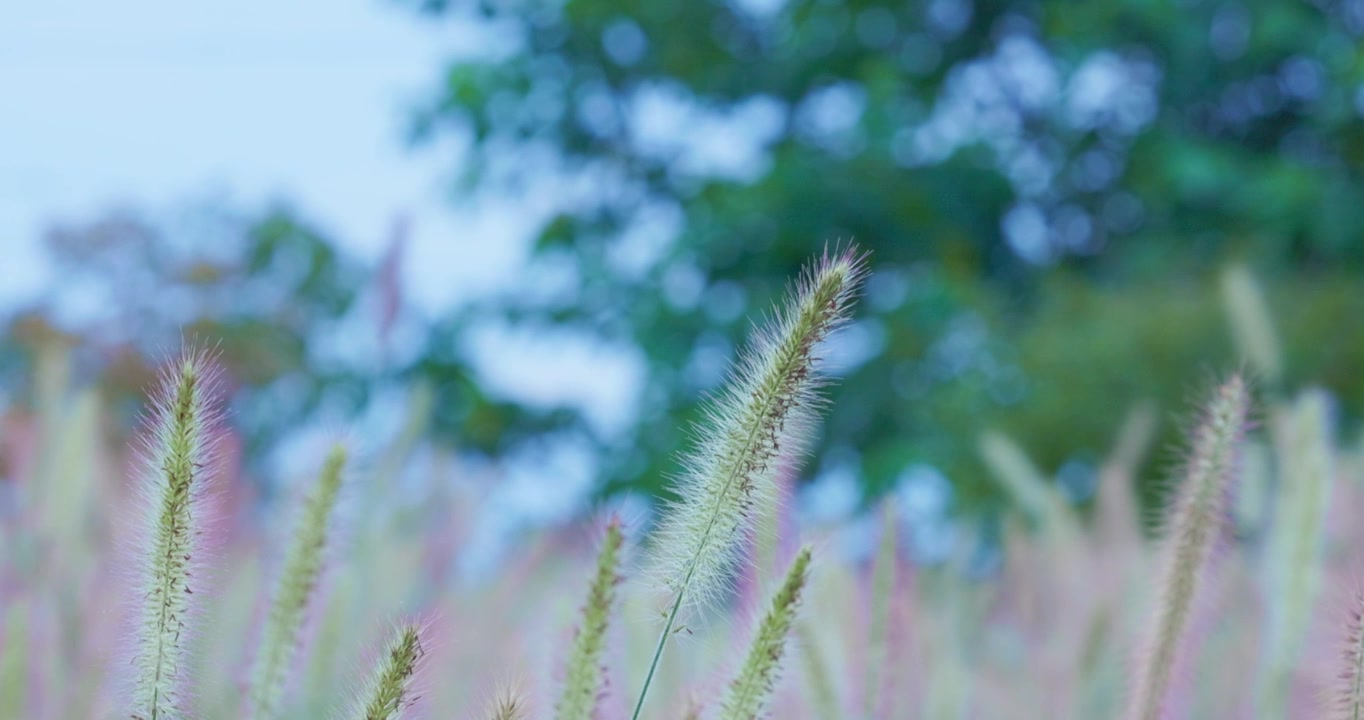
[1127,373,1250,720]
[555,518,626,720]
[129,349,223,720]
[247,443,349,719]
[485,686,528,720]
[720,546,812,720]
[649,246,864,615]
[347,623,425,720]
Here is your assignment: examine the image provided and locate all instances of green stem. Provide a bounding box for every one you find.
[628,253,858,720]
[630,323,789,720]
[631,583,687,720]
[631,393,771,720]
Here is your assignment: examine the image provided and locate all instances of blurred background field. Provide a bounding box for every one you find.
[4,0,1364,717]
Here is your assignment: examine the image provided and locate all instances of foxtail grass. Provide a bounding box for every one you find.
[246,443,349,719]
[347,623,425,720]
[129,351,222,720]
[979,430,1080,542]
[1258,389,1334,717]
[1127,374,1249,720]
[485,687,528,720]
[865,499,897,717]
[1220,265,1282,389]
[555,518,626,720]
[797,620,839,720]
[1334,592,1364,720]
[720,547,812,720]
[631,247,864,719]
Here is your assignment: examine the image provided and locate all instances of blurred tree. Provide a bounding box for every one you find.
[10,0,1364,519]
[0,201,627,501]
[2,206,370,476]
[0,204,537,495]
[403,0,1364,509]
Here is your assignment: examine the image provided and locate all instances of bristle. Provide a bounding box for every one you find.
[631,246,865,720]
[719,547,812,720]
[649,245,865,614]
[555,517,626,720]
[1334,592,1364,720]
[1127,374,1250,720]
[246,443,349,719]
[346,623,425,720]
[129,349,223,720]
[485,685,528,720]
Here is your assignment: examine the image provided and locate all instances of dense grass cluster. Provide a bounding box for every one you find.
[1,247,1362,718]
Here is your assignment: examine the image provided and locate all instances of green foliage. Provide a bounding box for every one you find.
[402,0,1364,510]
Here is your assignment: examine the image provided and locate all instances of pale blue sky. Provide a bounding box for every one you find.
[0,0,544,313]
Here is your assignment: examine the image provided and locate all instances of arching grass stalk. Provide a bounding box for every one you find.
[246,443,348,719]
[630,247,865,720]
[555,518,625,720]
[1127,374,1249,720]
[130,351,222,720]
[347,623,425,720]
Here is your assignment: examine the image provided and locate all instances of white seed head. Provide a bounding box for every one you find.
[1128,374,1249,720]
[649,246,864,616]
[130,350,223,720]
[247,444,349,719]
[720,547,812,720]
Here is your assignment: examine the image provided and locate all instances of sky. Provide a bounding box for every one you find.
[0,0,541,314]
